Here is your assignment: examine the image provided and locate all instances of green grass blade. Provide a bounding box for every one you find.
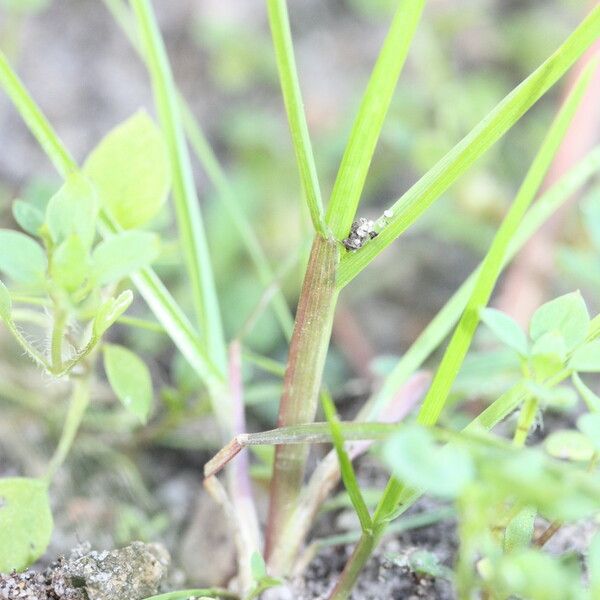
[130,0,227,370]
[0,50,77,177]
[364,146,600,421]
[102,0,294,341]
[326,0,426,240]
[322,393,373,532]
[266,0,327,236]
[416,59,595,427]
[0,44,228,428]
[337,4,600,288]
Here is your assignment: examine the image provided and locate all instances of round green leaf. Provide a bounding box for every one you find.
[569,341,600,373]
[0,477,53,571]
[92,231,160,285]
[50,235,91,292]
[12,199,45,237]
[84,111,170,229]
[45,174,98,248]
[529,292,589,351]
[544,430,595,462]
[103,344,153,424]
[480,308,528,355]
[0,229,47,285]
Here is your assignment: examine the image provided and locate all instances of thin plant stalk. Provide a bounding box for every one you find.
[44,376,91,484]
[130,0,227,372]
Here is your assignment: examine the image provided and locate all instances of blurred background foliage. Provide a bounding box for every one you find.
[0,0,599,576]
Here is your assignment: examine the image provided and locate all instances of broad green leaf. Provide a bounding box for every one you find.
[12,199,44,236]
[103,343,153,424]
[573,373,600,413]
[45,173,98,248]
[0,280,11,322]
[83,110,170,229]
[504,506,536,553]
[92,231,160,285]
[0,229,47,284]
[529,292,589,351]
[0,477,53,571]
[337,8,600,288]
[50,235,90,292]
[93,290,133,338]
[568,340,600,373]
[480,308,528,355]
[544,430,595,462]
[382,426,474,499]
[576,412,600,450]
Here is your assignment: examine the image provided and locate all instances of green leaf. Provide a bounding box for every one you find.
[12,199,44,236]
[524,381,577,409]
[45,173,98,248]
[322,392,372,532]
[93,290,134,338]
[529,292,589,351]
[0,280,11,322]
[326,0,426,239]
[266,0,326,235]
[250,551,267,580]
[83,110,170,229]
[50,235,90,292]
[92,231,160,285]
[337,7,600,288]
[0,477,53,571]
[576,412,600,451]
[407,550,453,580]
[504,506,536,553]
[544,430,595,462]
[573,373,600,413]
[382,426,474,499]
[480,308,528,355]
[103,343,153,424]
[0,229,47,284]
[568,340,600,372]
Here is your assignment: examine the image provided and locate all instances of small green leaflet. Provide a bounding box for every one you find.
[0,229,47,285]
[103,344,153,424]
[84,110,170,229]
[50,234,91,292]
[0,477,53,571]
[568,340,600,373]
[45,173,98,248]
[12,199,44,237]
[92,231,160,285]
[93,290,133,338]
[480,308,528,356]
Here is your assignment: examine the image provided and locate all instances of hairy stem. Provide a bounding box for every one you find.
[265,235,338,570]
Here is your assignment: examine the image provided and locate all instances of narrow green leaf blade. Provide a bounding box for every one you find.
[417,59,594,427]
[130,0,226,371]
[104,343,153,424]
[83,110,170,229]
[0,477,53,571]
[92,231,160,284]
[267,0,326,236]
[322,393,372,532]
[0,229,47,284]
[338,6,600,288]
[326,0,426,239]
